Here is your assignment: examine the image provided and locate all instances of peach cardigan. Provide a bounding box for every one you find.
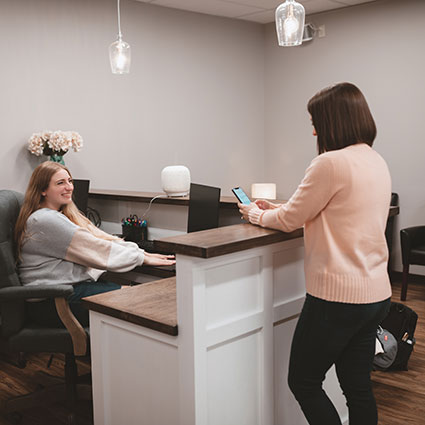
[257,143,392,304]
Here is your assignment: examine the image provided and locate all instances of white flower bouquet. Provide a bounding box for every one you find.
[28,130,83,163]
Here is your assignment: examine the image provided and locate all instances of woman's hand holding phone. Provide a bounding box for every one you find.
[255,199,280,210]
[238,202,263,225]
[233,187,277,225]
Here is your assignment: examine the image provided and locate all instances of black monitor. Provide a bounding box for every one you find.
[72,179,90,216]
[187,183,221,233]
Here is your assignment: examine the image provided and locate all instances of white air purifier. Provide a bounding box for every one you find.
[161,165,191,197]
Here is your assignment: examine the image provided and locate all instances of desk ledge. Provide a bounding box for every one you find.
[155,223,303,259]
[82,277,177,336]
[155,206,399,259]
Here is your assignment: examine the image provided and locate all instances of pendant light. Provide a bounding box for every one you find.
[109,0,131,74]
[275,0,305,47]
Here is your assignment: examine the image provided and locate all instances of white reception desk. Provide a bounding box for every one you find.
[83,222,352,425]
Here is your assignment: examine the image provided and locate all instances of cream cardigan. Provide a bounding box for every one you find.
[257,143,392,304]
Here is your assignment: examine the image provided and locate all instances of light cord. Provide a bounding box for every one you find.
[117,0,122,38]
[140,195,167,219]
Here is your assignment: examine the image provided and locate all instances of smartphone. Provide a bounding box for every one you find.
[232,187,251,205]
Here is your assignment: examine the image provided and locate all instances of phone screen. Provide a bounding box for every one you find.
[232,187,251,205]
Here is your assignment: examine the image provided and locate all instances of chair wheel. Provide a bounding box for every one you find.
[7,411,23,424]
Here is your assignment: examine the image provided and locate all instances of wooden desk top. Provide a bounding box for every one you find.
[155,206,399,259]
[155,224,303,258]
[88,189,284,209]
[82,277,177,336]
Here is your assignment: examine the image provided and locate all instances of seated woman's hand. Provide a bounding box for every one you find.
[143,252,176,266]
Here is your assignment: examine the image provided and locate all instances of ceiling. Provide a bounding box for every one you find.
[134,0,378,24]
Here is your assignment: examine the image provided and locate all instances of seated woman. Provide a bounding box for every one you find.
[15,161,175,327]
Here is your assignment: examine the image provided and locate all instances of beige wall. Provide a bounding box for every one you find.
[2,0,424,272]
[264,0,425,272]
[0,0,265,194]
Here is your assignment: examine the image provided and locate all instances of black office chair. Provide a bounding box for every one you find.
[400,223,425,301]
[0,190,90,425]
[385,192,399,278]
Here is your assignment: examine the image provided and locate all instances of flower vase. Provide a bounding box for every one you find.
[49,154,65,165]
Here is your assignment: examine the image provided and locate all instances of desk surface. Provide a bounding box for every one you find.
[82,277,177,336]
[154,205,399,259]
[156,223,303,258]
[88,188,284,209]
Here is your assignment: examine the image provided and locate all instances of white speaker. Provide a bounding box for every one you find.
[161,165,191,197]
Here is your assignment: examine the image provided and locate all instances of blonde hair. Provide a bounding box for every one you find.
[15,161,118,259]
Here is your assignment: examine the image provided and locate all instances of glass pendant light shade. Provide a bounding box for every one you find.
[109,36,131,74]
[109,0,131,74]
[275,0,305,47]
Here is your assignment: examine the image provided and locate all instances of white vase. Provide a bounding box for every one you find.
[161,165,191,197]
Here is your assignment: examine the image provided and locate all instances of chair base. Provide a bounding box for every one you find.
[0,350,27,370]
[4,372,92,411]
[3,355,91,424]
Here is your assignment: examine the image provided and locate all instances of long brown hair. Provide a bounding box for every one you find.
[15,161,117,259]
[307,82,377,154]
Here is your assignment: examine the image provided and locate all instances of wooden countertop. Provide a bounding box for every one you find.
[155,223,303,258]
[82,277,177,336]
[155,206,399,259]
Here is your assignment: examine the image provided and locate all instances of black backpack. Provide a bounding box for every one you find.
[379,302,418,371]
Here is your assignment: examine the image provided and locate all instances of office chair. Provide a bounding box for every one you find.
[385,192,399,278]
[400,223,425,301]
[0,190,90,425]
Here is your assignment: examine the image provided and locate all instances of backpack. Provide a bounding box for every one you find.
[374,326,398,370]
[379,302,418,371]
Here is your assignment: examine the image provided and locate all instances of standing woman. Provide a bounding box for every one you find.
[239,83,391,425]
[15,161,175,327]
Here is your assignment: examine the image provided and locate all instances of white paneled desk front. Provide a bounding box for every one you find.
[83,224,348,425]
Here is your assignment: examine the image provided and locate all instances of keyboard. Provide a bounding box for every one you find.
[137,239,155,252]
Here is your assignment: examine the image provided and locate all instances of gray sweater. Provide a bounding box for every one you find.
[18,208,144,286]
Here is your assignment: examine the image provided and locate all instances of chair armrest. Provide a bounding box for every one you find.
[0,285,87,357]
[54,298,87,356]
[0,284,74,300]
[400,226,425,265]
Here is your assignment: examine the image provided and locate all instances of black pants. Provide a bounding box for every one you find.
[288,294,390,425]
